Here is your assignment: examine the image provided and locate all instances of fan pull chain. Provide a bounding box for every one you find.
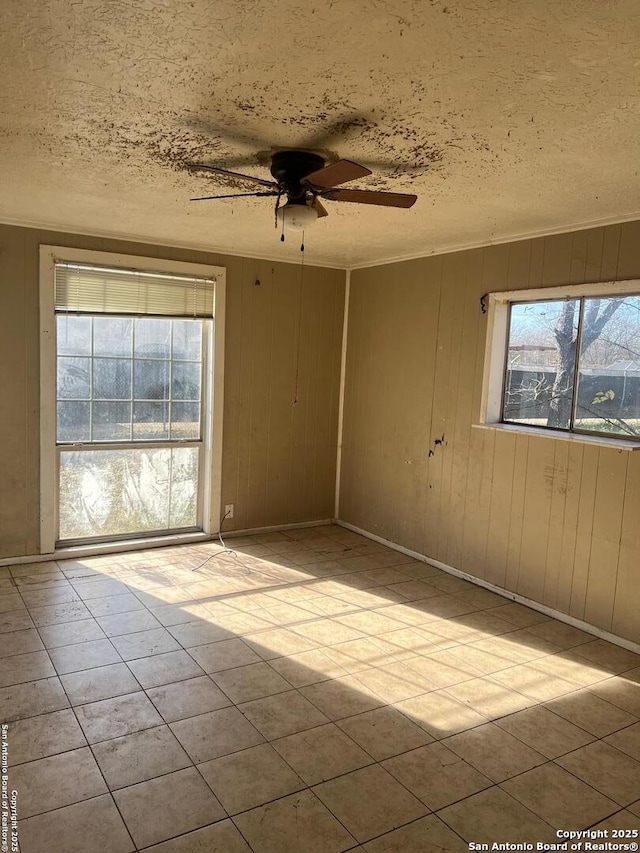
[300,231,305,253]
[280,212,285,242]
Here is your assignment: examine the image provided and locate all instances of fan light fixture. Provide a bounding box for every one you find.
[277,201,318,231]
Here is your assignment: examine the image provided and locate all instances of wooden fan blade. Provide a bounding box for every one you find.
[186,163,277,188]
[190,191,278,201]
[303,159,372,189]
[322,188,417,208]
[312,197,329,218]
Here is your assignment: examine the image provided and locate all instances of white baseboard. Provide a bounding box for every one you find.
[336,519,640,657]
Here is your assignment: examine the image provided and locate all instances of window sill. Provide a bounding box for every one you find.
[472,422,640,451]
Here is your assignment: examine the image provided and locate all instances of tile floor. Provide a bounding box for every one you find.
[1,523,640,852]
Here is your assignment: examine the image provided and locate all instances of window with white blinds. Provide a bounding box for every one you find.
[54,262,216,318]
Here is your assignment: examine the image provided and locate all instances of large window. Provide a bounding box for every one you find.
[40,248,225,550]
[481,281,640,445]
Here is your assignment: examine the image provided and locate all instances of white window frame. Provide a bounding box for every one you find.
[478,278,640,451]
[39,245,226,554]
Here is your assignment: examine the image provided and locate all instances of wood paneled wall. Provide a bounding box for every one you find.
[340,221,640,644]
[0,224,345,558]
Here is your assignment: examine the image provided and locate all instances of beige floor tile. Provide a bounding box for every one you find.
[363,813,469,853]
[18,793,135,853]
[395,689,488,738]
[170,706,264,762]
[403,651,482,688]
[28,600,92,627]
[495,705,595,758]
[445,722,546,782]
[96,608,162,637]
[337,705,434,760]
[9,708,86,765]
[110,627,182,661]
[243,627,319,659]
[556,741,640,806]
[439,786,555,842]
[382,741,493,810]
[292,618,365,645]
[520,620,595,650]
[92,724,192,789]
[487,603,549,628]
[198,742,304,813]
[49,638,122,674]
[238,689,330,739]
[85,593,146,617]
[570,640,640,673]
[20,585,80,608]
[352,663,432,703]
[210,661,291,702]
[313,764,428,843]
[0,628,44,658]
[300,675,385,719]
[590,678,640,717]
[75,691,164,743]
[0,676,69,721]
[502,761,619,828]
[232,789,356,853]
[60,662,141,705]
[146,675,231,722]
[269,648,351,687]
[490,662,579,701]
[113,767,225,849]
[445,676,534,719]
[141,819,252,852]
[72,578,130,600]
[11,746,107,818]
[188,638,262,673]
[627,800,640,817]
[324,637,409,671]
[0,592,26,613]
[336,610,406,636]
[592,810,640,831]
[165,619,234,647]
[273,722,373,784]
[127,649,205,688]
[544,689,638,736]
[0,649,55,687]
[0,609,34,634]
[38,618,107,648]
[605,721,640,760]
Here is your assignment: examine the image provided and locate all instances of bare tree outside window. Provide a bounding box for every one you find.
[503,295,640,438]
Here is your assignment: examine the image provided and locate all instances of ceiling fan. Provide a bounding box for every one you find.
[186,150,417,233]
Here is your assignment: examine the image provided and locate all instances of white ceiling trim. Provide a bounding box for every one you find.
[3,208,640,274]
[0,214,346,271]
[348,209,640,270]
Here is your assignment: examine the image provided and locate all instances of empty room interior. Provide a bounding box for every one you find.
[2,1,640,851]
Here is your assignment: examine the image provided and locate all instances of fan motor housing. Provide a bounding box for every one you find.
[270,150,325,199]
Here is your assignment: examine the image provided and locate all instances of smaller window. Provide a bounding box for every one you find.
[482,283,640,444]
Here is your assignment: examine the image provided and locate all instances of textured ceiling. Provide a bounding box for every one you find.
[1,0,640,268]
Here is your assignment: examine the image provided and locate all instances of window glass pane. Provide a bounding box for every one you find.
[169,447,199,528]
[57,316,91,356]
[57,402,90,442]
[93,317,132,357]
[93,358,132,400]
[134,318,171,359]
[172,362,201,401]
[134,360,170,400]
[92,402,132,441]
[574,295,640,438]
[171,402,200,439]
[57,357,91,399]
[504,300,579,429]
[58,447,199,540]
[133,402,170,440]
[172,320,202,361]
